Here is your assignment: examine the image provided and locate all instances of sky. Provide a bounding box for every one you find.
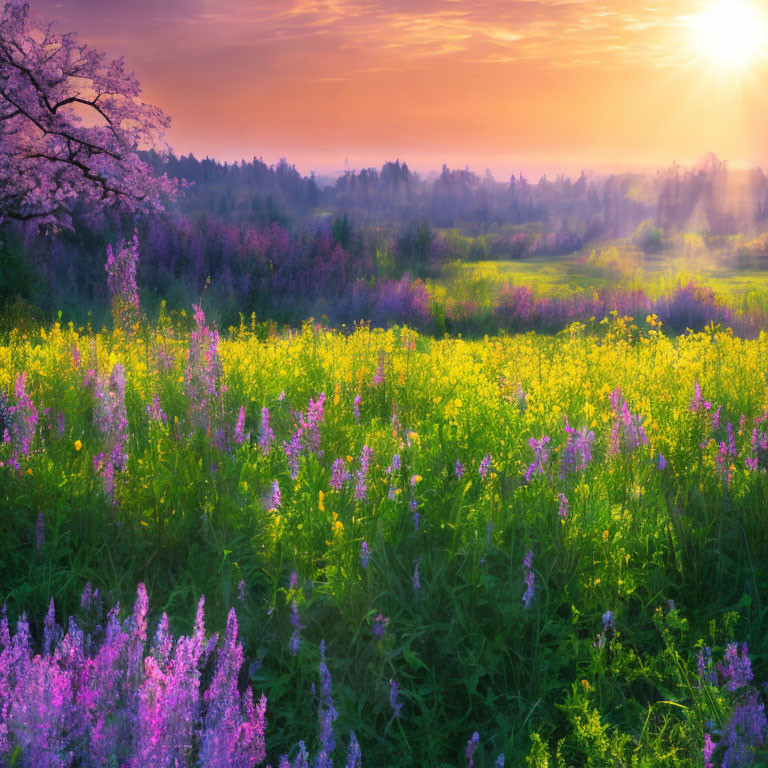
[36,0,768,178]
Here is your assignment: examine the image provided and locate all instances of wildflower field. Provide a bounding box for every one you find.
[3,304,768,767]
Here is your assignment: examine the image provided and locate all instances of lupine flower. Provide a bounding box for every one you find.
[330,458,352,491]
[697,646,718,686]
[720,691,767,767]
[703,733,715,768]
[353,395,361,423]
[372,614,389,638]
[557,493,569,520]
[389,679,403,719]
[465,732,480,768]
[746,426,768,471]
[0,585,274,767]
[105,231,141,332]
[413,511,420,531]
[372,356,384,385]
[234,406,248,445]
[354,445,373,501]
[289,601,304,656]
[346,731,362,768]
[185,305,223,434]
[290,570,299,589]
[317,640,338,755]
[657,453,667,471]
[413,564,421,591]
[360,540,370,569]
[270,480,282,511]
[478,453,492,479]
[495,754,505,768]
[146,394,167,423]
[560,416,594,477]
[92,364,129,499]
[200,609,268,768]
[525,437,551,482]
[721,642,753,691]
[455,459,465,479]
[386,454,401,474]
[6,372,38,470]
[689,381,712,414]
[238,580,246,602]
[602,610,615,634]
[522,551,535,609]
[608,389,647,457]
[80,581,101,612]
[283,394,326,478]
[259,407,274,454]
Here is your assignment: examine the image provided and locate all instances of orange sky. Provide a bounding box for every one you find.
[38,0,768,177]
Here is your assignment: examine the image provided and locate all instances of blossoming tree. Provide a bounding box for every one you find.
[0,0,177,228]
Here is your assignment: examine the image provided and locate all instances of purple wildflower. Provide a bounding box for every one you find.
[560,416,594,477]
[330,457,352,491]
[270,480,281,511]
[353,395,361,423]
[283,394,326,477]
[455,459,465,479]
[602,610,615,634]
[289,601,304,656]
[6,372,38,470]
[657,453,667,471]
[389,678,403,717]
[608,389,647,457]
[317,640,338,755]
[360,540,370,569]
[495,755,505,768]
[703,733,715,768]
[372,356,384,385]
[697,646,717,686]
[185,305,223,434]
[478,453,492,480]
[105,231,141,331]
[372,614,389,638]
[234,406,248,445]
[346,731,362,768]
[259,407,274,454]
[522,551,535,609]
[146,394,167,423]
[721,642,754,691]
[557,493,569,520]
[354,445,373,501]
[92,364,129,499]
[386,453,401,474]
[466,732,480,768]
[689,381,712,414]
[525,436,551,482]
[413,564,421,591]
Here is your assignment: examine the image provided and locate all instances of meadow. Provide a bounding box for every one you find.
[3,304,768,767]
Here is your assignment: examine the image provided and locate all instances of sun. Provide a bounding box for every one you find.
[690,0,766,72]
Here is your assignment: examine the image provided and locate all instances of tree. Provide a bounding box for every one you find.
[0,0,177,228]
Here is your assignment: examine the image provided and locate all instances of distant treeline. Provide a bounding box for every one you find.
[146,150,768,236]
[4,152,768,331]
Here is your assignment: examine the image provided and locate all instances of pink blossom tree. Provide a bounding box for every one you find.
[0,0,178,228]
